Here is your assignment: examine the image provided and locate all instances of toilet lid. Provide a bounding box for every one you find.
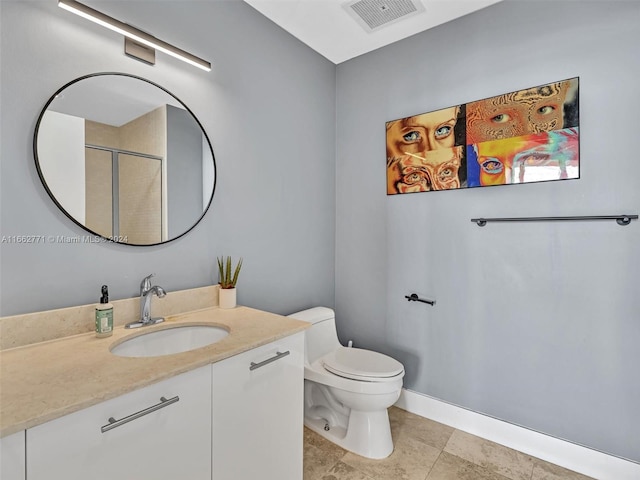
[322,347,404,381]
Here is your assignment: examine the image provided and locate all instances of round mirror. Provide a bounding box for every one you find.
[34,72,216,246]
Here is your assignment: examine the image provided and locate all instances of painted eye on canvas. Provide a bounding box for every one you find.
[404,172,423,184]
[491,113,511,123]
[481,158,504,174]
[434,125,452,139]
[440,168,453,178]
[403,131,421,142]
[537,105,556,115]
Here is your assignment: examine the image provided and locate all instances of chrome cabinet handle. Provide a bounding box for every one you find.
[249,350,290,371]
[101,395,180,433]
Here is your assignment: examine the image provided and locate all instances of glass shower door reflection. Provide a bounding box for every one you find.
[84,147,163,244]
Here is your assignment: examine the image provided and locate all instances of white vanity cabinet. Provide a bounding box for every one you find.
[0,431,26,480]
[26,364,212,480]
[212,332,304,480]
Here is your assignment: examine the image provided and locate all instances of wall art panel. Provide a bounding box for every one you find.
[386,78,579,194]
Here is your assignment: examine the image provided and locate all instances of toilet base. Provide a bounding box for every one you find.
[304,408,394,459]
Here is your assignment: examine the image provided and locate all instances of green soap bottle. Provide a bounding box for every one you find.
[95,285,114,338]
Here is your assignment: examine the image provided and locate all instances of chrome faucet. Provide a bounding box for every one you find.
[125,274,167,329]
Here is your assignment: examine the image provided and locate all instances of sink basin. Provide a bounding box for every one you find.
[111,325,229,357]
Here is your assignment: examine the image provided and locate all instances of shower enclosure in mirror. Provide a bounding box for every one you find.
[34,73,216,246]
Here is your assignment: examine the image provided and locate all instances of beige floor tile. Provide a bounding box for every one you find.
[317,461,377,480]
[427,451,515,480]
[389,406,455,451]
[303,411,591,480]
[444,430,534,480]
[304,442,346,480]
[531,459,596,480]
[305,426,349,456]
[342,434,441,480]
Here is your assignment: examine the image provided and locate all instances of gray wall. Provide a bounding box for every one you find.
[335,0,640,463]
[166,104,204,239]
[0,0,336,315]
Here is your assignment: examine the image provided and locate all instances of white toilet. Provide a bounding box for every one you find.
[287,307,404,459]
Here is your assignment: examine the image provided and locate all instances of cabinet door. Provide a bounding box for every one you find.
[213,332,304,480]
[0,431,25,480]
[27,365,211,480]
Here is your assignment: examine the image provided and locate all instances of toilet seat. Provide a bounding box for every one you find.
[321,347,404,383]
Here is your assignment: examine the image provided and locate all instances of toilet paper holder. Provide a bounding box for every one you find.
[405,293,436,306]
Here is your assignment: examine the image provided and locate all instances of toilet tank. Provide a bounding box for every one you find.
[287,307,341,364]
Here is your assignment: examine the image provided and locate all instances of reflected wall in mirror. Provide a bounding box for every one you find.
[34,73,216,245]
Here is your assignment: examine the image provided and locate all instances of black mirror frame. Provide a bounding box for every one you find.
[33,72,216,246]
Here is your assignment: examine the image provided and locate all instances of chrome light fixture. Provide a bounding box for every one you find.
[58,0,211,72]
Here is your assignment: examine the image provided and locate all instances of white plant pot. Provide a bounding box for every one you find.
[219,287,237,309]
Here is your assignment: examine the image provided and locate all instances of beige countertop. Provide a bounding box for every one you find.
[0,306,309,437]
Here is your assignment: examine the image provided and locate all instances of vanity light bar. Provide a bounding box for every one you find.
[58,0,212,72]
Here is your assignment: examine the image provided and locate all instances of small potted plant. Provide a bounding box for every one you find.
[217,256,242,309]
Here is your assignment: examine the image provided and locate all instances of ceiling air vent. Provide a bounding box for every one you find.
[344,0,425,33]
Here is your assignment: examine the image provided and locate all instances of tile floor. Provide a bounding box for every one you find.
[303,406,595,480]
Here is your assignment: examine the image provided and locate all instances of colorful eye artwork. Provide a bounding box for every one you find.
[385,78,579,194]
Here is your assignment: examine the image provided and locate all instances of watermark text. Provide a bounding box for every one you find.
[1,234,128,244]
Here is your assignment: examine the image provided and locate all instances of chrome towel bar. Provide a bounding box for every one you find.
[471,214,638,227]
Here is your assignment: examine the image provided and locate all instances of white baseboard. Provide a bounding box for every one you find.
[395,389,639,480]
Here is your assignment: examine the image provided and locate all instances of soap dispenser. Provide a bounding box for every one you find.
[95,285,114,338]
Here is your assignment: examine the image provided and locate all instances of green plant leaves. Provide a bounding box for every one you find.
[217,256,243,289]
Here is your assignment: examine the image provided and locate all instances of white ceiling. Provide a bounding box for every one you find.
[243,0,503,64]
[50,75,184,126]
